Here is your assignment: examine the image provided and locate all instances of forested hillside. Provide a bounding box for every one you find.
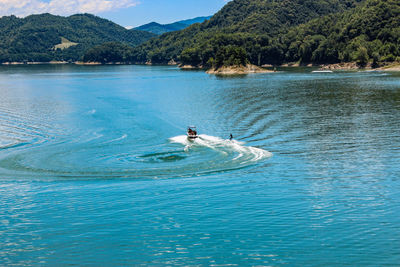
[130,0,363,66]
[120,0,398,70]
[4,0,397,67]
[281,0,400,65]
[0,13,155,63]
[82,42,136,64]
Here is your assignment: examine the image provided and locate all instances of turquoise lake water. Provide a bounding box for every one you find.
[0,65,399,265]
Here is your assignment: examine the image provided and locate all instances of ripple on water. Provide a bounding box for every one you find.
[0,131,272,180]
[0,108,57,152]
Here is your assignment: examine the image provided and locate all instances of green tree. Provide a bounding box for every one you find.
[180,48,202,66]
[354,46,369,66]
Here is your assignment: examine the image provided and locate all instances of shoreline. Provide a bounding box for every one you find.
[1,61,70,65]
[206,64,274,75]
[378,64,400,71]
[284,62,400,71]
[2,61,400,72]
[1,61,133,66]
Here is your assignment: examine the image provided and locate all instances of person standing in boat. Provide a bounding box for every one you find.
[187,126,198,138]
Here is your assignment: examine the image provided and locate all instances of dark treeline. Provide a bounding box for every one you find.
[83,42,136,64]
[0,13,155,63]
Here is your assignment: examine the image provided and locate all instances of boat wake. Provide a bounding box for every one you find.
[170,134,272,164]
[0,129,272,180]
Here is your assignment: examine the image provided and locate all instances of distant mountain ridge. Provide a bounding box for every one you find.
[177,16,213,26]
[0,13,155,63]
[135,16,212,35]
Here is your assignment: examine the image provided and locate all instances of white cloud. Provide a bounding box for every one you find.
[0,0,139,17]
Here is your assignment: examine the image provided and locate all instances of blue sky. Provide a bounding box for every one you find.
[105,0,229,27]
[0,0,230,28]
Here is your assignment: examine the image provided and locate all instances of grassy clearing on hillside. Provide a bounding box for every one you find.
[53,37,78,50]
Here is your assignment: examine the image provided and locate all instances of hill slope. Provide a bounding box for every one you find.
[281,0,400,65]
[0,13,156,63]
[135,16,212,35]
[132,0,362,65]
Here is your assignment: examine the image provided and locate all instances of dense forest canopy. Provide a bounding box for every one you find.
[0,13,155,63]
[82,42,136,64]
[281,0,400,65]
[204,0,360,34]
